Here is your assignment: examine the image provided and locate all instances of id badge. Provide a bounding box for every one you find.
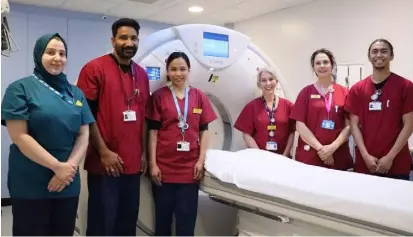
[369,101,382,111]
[177,141,190,152]
[321,120,335,130]
[265,141,278,151]
[123,110,137,122]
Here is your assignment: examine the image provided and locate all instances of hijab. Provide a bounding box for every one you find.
[32,33,70,93]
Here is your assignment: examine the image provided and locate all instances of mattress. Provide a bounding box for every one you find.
[203,149,413,235]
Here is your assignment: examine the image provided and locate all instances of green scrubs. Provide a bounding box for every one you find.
[1,33,95,199]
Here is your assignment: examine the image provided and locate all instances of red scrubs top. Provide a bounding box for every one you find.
[290,83,353,170]
[234,97,295,155]
[146,86,217,183]
[77,54,150,175]
[344,73,413,175]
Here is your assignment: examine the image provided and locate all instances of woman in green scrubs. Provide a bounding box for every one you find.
[1,33,95,236]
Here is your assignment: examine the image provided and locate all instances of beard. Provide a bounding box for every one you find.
[115,45,138,60]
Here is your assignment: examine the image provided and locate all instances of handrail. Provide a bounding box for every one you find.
[209,195,290,223]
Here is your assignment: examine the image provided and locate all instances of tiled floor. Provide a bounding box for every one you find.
[1,206,148,236]
[1,206,12,236]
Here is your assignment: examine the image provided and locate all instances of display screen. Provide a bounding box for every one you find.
[203,32,229,58]
[146,67,161,81]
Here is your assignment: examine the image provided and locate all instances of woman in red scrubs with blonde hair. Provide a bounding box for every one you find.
[146,51,217,236]
[290,48,353,170]
[234,67,295,157]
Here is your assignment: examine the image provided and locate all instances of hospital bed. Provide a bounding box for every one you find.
[201,149,413,236]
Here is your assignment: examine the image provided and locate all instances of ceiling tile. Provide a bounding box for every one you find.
[61,0,119,14]
[207,8,246,23]
[106,1,155,18]
[184,0,245,8]
[184,14,226,25]
[10,0,67,7]
[9,0,316,25]
[107,0,184,19]
[145,0,233,25]
[104,0,129,3]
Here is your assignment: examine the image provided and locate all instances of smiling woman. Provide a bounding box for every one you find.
[146,51,217,236]
[290,48,353,171]
[42,37,67,75]
[0,33,95,236]
[234,67,295,157]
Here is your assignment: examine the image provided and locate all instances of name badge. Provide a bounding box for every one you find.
[267,125,276,130]
[311,94,321,99]
[75,100,83,107]
[369,101,382,111]
[321,120,335,130]
[177,141,190,152]
[193,108,202,114]
[266,141,278,151]
[123,110,137,122]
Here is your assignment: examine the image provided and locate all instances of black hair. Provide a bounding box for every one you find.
[112,18,140,37]
[310,48,337,80]
[165,52,191,81]
[368,38,394,57]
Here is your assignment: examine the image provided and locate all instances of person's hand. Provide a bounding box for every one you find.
[101,149,124,177]
[376,155,394,174]
[141,154,148,175]
[193,160,204,180]
[282,151,292,158]
[150,164,162,186]
[48,175,66,192]
[363,154,379,173]
[318,144,337,161]
[322,155,335,166]
[53,162,77,185]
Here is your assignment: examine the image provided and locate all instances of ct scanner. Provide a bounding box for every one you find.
[74,24,413,236]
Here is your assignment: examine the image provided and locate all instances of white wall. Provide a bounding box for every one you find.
[234,0,413,145]
[1,3,171,198]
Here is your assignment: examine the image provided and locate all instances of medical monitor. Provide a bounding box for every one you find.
[203,32,229,58]
[146,66,161,81]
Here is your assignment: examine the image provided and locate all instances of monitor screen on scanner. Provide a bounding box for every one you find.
[146,66,161,81]
[203,32,229,58]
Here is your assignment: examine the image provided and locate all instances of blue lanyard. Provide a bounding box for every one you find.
[33,74,74,104]
[170,85,189,133]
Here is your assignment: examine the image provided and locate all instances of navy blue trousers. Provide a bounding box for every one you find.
[86,173,141,236]
[152,182,200,236]
[11,196,79,236]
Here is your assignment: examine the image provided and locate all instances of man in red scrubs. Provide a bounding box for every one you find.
[76,18,150,235]
[345,39,413,180]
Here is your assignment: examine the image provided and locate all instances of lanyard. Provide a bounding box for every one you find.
[170,85,189,134]
[315,83,334,117]
[262,95,276,141]
[262,95,276,124]
[119,65,138,110]
[371,89,382,101]
[324,92,333,113]
[33,74,74,104]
